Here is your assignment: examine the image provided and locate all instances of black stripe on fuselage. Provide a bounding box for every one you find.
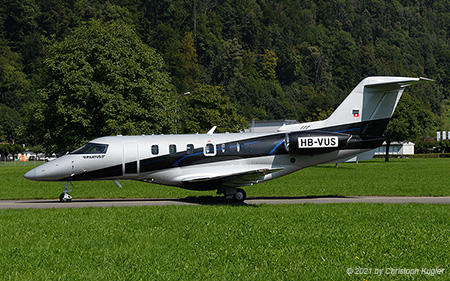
[64,119,389,181]
[67,134,286,181]
[315,117,390,136]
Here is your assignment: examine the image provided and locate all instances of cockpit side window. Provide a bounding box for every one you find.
[71,143,109,154]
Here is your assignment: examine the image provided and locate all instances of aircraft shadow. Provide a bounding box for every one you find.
[22,195,348,206]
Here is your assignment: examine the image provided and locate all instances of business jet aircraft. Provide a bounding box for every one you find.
[25,76,432,202]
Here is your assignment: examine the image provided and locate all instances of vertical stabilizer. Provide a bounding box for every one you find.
[278,76,433,134]
[324,76,432,129]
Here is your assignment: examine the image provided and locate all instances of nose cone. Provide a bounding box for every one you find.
[24,168,37,181]
[23,157,73,181]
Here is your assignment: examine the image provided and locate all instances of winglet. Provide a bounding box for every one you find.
[207,126,217,135]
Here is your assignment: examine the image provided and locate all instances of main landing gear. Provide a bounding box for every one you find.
[59,181,74,202]
[219,187,247,202]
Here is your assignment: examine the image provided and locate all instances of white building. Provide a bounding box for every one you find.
[374,141,415,155]
[245,120,299,133]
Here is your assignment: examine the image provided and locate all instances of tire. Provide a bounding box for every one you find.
[233,188,246,202]
[59,193,72,202]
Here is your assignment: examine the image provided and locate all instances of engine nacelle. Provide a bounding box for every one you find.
[284,131,351,155]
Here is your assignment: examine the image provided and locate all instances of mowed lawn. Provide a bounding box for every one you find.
[1,159,450,280]
[1,158,449,200]
[1,204,449,280]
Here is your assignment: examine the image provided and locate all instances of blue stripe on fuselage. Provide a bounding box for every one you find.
[269,140,284,155]
[172,151,203,167]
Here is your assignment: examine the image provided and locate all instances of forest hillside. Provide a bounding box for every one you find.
[1,0,449,151]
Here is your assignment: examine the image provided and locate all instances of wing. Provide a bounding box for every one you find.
[181,168,282,190]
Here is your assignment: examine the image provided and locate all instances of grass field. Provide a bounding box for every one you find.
[1,204,449,280]
[1,158,449,200]
[1,158,450,280]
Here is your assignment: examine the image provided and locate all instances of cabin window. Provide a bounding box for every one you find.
[151,145,159,155]
[187,144,194,154]
[169,144,177,154]
[236,143,241,153]
[220,143,226,153]
[71,143,108,154]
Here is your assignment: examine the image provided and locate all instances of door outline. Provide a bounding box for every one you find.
[122,141,140,176]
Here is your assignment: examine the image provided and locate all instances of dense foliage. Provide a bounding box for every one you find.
[1,0,449,151]
[29,21,176,152]
[180,84,248,134]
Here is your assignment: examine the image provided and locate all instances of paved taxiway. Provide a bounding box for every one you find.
[2,196,450,209]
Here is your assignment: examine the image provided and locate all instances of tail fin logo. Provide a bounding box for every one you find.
[352,109,360,118]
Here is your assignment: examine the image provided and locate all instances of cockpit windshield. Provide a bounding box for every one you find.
[70,143,109,154]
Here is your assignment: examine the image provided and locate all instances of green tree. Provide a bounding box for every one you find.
[180,84,247,134]
[259,49,277,80]
[0,142,23,156]
[0,104,24,143]
[1,0,39,48]
[213,38,244,86]
[0,39,31,110]
[165,32,201,92]
[0,125,5,142]
[384,94,438,161]
[29,20,175,153]
[305,108,334,122]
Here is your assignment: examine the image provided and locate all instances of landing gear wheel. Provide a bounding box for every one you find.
[59,181,74,202]
[233,188,246,202]
[59,192,72,202]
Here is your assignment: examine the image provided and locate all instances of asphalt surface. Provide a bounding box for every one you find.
[2,196,450,209]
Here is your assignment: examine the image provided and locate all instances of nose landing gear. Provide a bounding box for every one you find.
[59,181,74,202]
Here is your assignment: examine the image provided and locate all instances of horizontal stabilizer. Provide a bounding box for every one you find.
[364,77,434,89]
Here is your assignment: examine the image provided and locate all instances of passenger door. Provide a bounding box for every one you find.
[122,141,139,176]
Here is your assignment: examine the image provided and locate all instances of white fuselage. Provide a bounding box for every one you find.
[25,132,369,190]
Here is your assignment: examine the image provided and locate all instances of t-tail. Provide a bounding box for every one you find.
[279,76,433,136]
